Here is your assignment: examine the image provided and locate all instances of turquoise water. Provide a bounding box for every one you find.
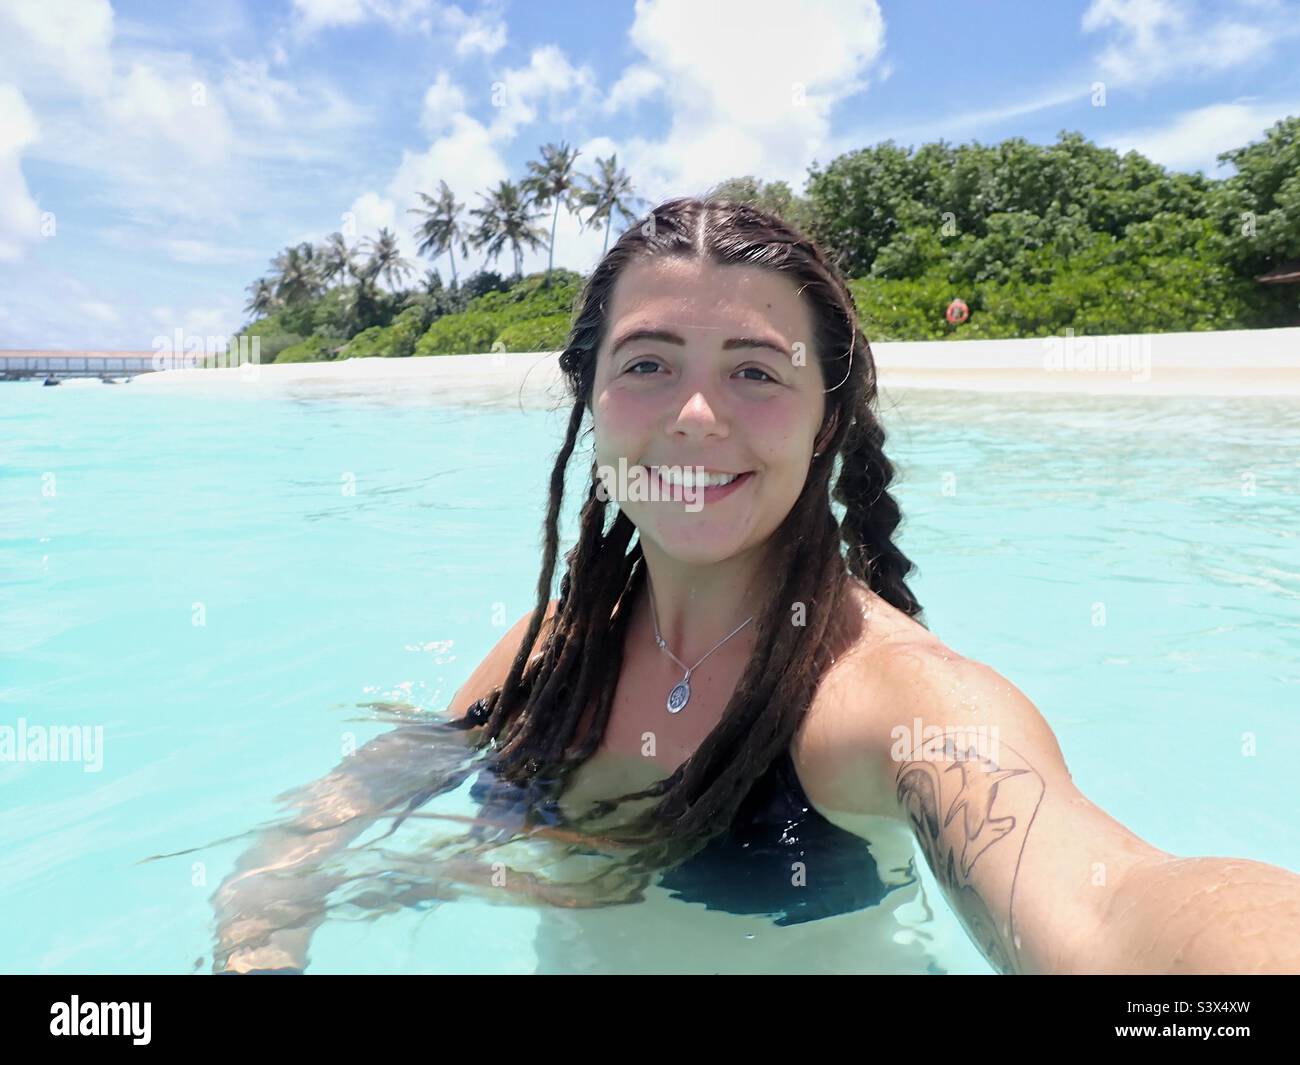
[2,378,1298,974]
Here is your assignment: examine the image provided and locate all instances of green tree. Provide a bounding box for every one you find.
[318,232,356,287]
[362,228,415,292]
[1213,116,1300,280]
[468,179,550,279]
[573,153,645,255]
[408,180,472,287]
[805,141,927,276]
[520,141,583,286]
[243,277,278,321]
[707,176,816,234]
[269,242,324,308]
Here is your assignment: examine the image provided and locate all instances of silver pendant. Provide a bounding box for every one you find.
[667,679,691,714]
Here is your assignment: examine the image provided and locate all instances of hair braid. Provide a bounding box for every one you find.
[834,383,925,621]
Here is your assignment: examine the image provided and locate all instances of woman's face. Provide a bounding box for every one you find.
[591,256,828,566]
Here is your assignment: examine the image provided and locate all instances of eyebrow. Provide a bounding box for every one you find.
[608,327,793,362]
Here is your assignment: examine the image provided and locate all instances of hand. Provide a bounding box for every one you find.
[214,940,307,975]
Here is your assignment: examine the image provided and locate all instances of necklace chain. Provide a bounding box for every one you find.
[646,574,754,713]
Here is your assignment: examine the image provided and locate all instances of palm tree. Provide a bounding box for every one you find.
[244,277,278,320]
[318,232,355,286]
[342,257,384,333]
[269,243,322,306]
[407,180,470,287]
[418,266,444,295]
[361,228,414,291]
[468,179,549,279]
[573,153,646,256]
[519,141,582,286]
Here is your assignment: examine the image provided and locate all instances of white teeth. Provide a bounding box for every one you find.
[650,467,742,488]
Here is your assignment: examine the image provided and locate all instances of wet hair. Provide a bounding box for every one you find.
[445,195,925,892]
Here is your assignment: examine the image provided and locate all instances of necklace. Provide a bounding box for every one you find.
[647,577,754,714]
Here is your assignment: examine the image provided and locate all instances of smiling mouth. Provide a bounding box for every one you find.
[643,465,753,489]
[636,467,758,502]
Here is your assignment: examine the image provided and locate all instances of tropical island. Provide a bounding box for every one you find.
[229,119,1300,367]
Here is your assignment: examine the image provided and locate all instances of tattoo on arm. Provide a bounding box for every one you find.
[895,736,1045,975]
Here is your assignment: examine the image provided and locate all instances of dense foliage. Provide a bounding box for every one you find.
[806,122,1299,338]
[231,121,1300,362]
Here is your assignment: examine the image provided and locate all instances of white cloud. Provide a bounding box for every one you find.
[346,43,600,271]
[290,0,505,51]
[485,45,601,140]
[221,58,315,129]
[1081,0,1294,86]
[349,0,888,280]
[616,0,886,197]
[421,72,469,134]
[160,238,261,266]
[0,264,128,348]
[20,55,245,228]
[831,85,1087,155]
[604,66,663,114]
[92,55,360,167]
[79,300,120,324]
[1,0,370,233]
[345,191,400,243]
[0,84,44,262]
[105,60,236,168]
[181,306,239,337]
[149,304,239,339]
[1105,99,1300,173]
[292,0,409,33]
[442,2,508,57]
[0,0,114,97]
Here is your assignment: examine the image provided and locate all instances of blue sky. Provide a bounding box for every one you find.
[1,0,1298,350]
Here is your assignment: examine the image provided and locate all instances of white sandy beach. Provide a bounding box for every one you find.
[18,326,1300,405]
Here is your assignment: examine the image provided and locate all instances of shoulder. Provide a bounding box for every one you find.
[795,582,1067,819]
[446,597,561,721]
[869,644,1067,771]
[844,624,1066,774]
[836,578,1063,756]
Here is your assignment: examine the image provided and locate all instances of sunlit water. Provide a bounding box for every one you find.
[1,377,1297,974]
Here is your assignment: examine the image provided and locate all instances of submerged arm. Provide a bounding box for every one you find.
[211,719,482,973]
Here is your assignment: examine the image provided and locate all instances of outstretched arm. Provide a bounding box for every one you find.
[839,643,1300,974]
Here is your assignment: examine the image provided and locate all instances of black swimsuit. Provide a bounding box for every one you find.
[468,558,893,924]
[457,696,893,927]
[653,746,893,926]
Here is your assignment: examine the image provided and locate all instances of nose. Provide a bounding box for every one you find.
[668,378,730,442]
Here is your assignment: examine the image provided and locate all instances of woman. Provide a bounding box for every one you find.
[213,197,1300,975]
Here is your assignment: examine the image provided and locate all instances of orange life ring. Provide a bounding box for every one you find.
[945,298,970,325]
